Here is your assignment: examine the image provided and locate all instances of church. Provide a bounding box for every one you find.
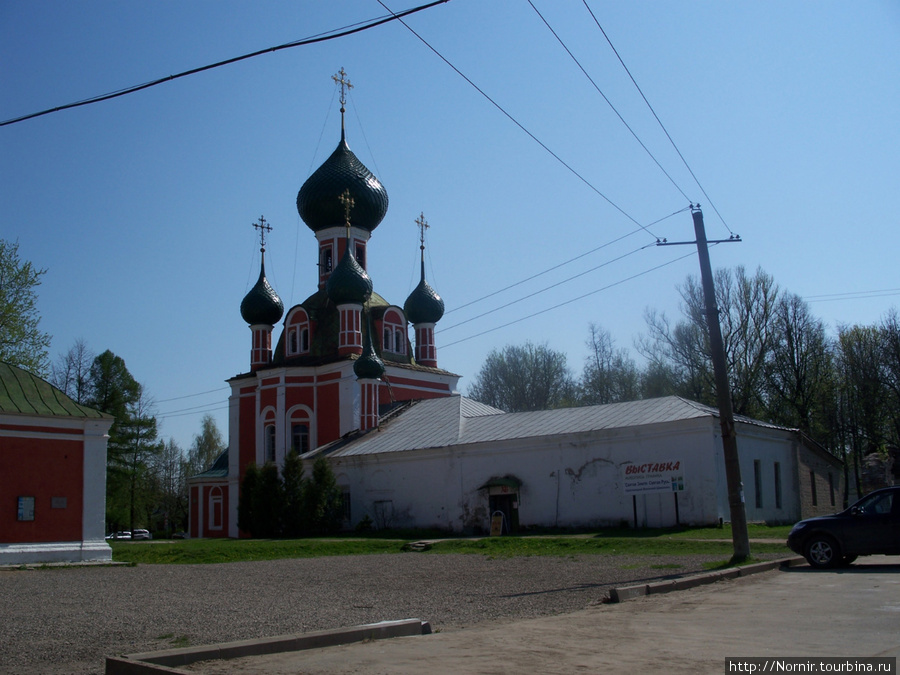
[188,74,460,538]
[188,74,843,538]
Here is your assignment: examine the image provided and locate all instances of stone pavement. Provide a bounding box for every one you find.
[112,556,900,674]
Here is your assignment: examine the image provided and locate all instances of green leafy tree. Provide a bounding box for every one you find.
[187,413,226,476]
[281,450,306,537]
[0,239,51,376]
[237,462,260,535]
[303,457,343,535]
[253,462,284,538]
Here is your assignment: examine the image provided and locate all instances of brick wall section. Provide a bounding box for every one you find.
[795,438,844,518]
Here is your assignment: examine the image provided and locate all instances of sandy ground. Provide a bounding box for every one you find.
[182,557,900,675]
[1,551,761,674]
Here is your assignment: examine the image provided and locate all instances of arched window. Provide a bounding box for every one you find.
[287,406,313,456]
[285,309,311,357]
[382,307,407,355]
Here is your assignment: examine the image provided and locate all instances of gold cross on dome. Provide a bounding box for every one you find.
[252,215,272,250]
[416,212,429,250]
[332,67,353,111]
[339,189,355,237]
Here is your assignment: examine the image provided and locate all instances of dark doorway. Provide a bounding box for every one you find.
[489,493,519,534]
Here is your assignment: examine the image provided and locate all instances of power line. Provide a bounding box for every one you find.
[156,386,230,404]
[805,288,900,303]
[439,242,653,334]
[441,249,696,349]
[0,0,450,128]
[580,0,735,236]
[526,0,692,203]
[157,402,231,421]
[376,0,659,241]
[445,206,688,316]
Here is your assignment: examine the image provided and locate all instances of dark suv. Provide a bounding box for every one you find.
[787,486,900,568]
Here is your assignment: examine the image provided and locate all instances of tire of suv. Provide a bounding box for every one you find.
[804,534,841,569]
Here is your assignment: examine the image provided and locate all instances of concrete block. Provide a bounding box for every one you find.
[608,584,648,602]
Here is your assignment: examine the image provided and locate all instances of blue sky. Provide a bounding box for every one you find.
[2,1,898,452]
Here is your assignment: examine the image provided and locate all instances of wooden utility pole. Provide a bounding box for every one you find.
[659,206,750,561]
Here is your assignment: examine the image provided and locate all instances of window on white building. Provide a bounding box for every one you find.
[754,460,763,509]
[774,462,782,509]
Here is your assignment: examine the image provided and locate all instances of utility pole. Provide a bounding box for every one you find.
[658,206,750,561]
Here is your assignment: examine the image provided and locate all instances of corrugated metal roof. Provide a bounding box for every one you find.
[320,395,788,459]
[0,362,111,419]
[191,449,229,479]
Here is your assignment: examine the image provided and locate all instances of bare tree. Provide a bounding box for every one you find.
[152,438,189,534]
[580,323,640,405]
[879,309,900,451]
[640,266,779,416]
[468,341,575,412]
[51,338,95,403]
[764,293,833,438]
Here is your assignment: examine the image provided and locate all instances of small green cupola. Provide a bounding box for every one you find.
[242,217,284,371]
[405,213,443,368]
[354,311,385,381]
[240,252,284,326]
[404,274,444,325]
[326,235,373,306]
[404,212,444,325]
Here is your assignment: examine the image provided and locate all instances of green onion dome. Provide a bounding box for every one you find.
[326,245,373,306]
[354,314,385,380]
[296,136,388,233]
[240,257,284,325]
[404,277,444,325]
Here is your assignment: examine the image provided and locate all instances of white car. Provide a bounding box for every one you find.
[131,529,152,540]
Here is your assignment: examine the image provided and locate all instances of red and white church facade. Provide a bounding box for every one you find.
[188,94,458,539]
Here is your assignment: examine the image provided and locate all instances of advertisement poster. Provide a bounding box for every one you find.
[622,460,685,495]
[17,496,35,521]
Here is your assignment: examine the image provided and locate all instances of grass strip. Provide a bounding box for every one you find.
[110,525,790,565]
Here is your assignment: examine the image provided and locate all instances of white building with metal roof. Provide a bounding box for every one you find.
[305,395,843,533]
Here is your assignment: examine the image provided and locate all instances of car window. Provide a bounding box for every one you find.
[857,492,893,515]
